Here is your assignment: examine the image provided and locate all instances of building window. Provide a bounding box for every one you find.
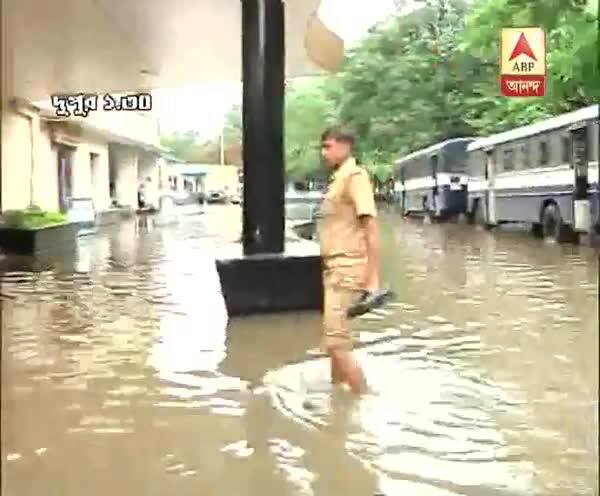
[503,148,514,171]
[562,136,570,164]
[539,140,549,165]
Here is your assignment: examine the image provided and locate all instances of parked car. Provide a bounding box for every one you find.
[173,190,191,205]
[207,190,227,204]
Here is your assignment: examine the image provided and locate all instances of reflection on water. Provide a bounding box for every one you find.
[1,206,598,496]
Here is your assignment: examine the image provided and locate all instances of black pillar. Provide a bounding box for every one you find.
[241,0,285,255]
[216,0,321,316]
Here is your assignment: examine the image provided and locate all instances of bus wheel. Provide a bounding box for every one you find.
[541,203,573,243]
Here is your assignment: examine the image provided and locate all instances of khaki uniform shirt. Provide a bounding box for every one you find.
[320,157,377,266]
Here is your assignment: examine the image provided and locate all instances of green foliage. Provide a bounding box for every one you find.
[223,103,242,144]
[324,0,478,169]
[459,0,598,132]
[160,119,243,164]
[0,208,67,229]
[284,78,337,180]
[160,130,201,160]
[160,131,218,163]
[366,162,395,183]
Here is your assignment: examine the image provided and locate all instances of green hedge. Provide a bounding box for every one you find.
[0,207,67,229]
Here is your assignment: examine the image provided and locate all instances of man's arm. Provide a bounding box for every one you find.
[348,171,381,290]
[359,215,381,290]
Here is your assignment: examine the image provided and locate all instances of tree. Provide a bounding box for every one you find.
[321,0,597,176]
[160,130,201,160]
[457,0,598,132]
[202,78,335,180]
[223,104,243,151]
[324,0,476,170]
[284,77,337,180]
[160,111,243,165]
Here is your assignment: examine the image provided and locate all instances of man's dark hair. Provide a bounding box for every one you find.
[321,126,356,146]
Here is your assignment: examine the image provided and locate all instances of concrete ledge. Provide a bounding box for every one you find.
[216,241,323,316]
[0,246,78,273]
[96,208,135,226]
[579,230,600,248]
[0,223,78,256]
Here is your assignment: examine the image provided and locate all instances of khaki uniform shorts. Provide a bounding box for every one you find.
[322,263,364,351]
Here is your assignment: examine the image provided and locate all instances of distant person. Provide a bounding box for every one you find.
[144,176,157,210]
[319,126,383,395]
[137,182,146,209]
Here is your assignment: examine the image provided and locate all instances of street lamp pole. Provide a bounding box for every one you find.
[220,117,225,165]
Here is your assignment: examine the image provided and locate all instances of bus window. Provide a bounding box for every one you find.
[539,140,549,166]
[503,148,514,171]
[430,154,438,176]
[520,143,529,169]
[589,122,599,162]
[485,149,494,179]
[468,150,486,177]
[404,161,412,180]
[561,135,570,164]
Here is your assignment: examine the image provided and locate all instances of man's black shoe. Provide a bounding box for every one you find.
[347,288,393,318]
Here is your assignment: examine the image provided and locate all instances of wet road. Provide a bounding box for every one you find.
[1,205,598,496]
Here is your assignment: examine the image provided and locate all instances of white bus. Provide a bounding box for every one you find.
[466,105,599,242]
[393,138,475,219]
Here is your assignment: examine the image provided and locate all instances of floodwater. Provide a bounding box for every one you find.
[1,205,598,496]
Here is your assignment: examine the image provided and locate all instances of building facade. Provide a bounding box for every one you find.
[1,97,164,223]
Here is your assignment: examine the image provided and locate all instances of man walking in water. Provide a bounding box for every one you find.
[319,126,381,394]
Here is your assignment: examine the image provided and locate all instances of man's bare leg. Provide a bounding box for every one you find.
[330,353,344,385]
[332,349,367,394]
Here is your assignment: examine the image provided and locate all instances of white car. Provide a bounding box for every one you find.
[158,189,189,206]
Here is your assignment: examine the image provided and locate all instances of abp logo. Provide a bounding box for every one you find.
[500,28,546,97]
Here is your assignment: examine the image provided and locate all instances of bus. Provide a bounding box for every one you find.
[393,138,475,219]
[466,105,599,242]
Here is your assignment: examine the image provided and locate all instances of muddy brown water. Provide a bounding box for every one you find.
[1,205,598,496]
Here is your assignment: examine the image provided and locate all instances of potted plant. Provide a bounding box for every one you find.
[0,206,77,255]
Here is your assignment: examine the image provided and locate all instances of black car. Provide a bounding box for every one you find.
[207,190,227,204]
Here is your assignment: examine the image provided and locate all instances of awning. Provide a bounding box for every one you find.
[1,0,344,102]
